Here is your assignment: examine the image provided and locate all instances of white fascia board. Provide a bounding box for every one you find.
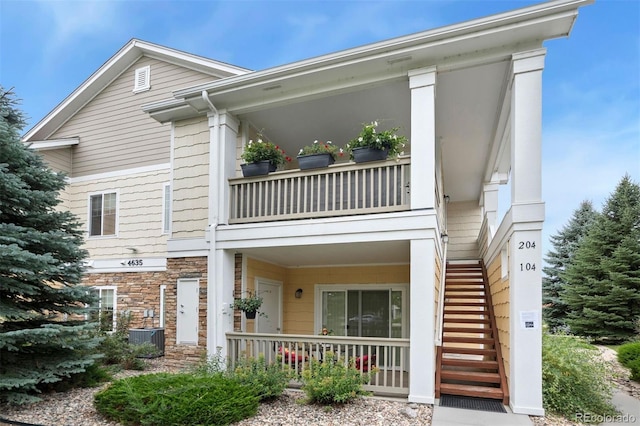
[215,211,439,250]
[173,0,591,101]
[167,237,210,258]
[25,138,79,151]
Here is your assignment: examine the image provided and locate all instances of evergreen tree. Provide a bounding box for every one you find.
[542,201,598,330]
[562,175,640,342]
[0,88,101,404]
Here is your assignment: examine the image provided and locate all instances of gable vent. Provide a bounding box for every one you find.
[133,65,150,93]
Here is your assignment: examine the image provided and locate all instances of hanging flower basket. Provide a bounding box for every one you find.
[244,310,257,320]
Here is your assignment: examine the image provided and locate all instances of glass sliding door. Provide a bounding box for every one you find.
[320,287,406,338]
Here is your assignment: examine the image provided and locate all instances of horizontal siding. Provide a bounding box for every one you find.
[39,148,73,175]
[488,255,510,388]
[51,56,219,177]
[283,264,410,335]
[447,201,481,260]
[69,167,170,258]
[172,117,209,239]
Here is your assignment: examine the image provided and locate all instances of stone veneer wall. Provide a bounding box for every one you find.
[82,256,208,368]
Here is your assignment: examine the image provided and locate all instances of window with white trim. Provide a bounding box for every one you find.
[89,286,117,332]
[89,192,117,237]
[316,284,407,338]
[162,182,171,234]
[133,65,150,93]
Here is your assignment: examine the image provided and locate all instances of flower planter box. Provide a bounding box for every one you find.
[241,160,276,177]
[297,153,335,170]
[244,311,257,319]
[352,147,389,163]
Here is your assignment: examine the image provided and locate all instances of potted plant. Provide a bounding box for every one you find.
[346,120,407,163]
[297,140,344,170]
[232,291,263,319]
[240,136,291,177]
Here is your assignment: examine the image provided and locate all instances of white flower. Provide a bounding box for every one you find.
[373,121,378,127]
[400,151,405,156]
[401,143,406,148]
[248,140,253,145]
[314,140,318,144]
[327,141,332,144]
[299,149,304,155]
[339,148,344,153]
[358,137,363,142]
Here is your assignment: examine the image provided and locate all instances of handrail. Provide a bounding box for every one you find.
[434,236,448,346]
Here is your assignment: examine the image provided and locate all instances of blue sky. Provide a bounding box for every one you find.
[1,0,638,255]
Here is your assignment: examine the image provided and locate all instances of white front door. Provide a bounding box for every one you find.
[256,279,282,334]
[176,279,199,344]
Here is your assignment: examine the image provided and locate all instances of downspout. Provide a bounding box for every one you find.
[434,195,450,346]
[202,90,222,353]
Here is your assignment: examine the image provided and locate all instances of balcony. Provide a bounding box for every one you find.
[229,157,411,224]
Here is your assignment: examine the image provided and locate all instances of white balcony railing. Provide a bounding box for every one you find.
[226,332,410,396]
[229,158,411,224]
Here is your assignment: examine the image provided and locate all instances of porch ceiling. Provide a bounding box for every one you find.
[239,240,410,268]
[238,60,509,204]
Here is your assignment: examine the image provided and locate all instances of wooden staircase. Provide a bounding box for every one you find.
[435,261,509,405]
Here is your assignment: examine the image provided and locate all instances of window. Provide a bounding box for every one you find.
[317,285,407,338]
[89,192,117,236]
[133,65,150,93]
[162,183,171,234]
[89,286,117,332]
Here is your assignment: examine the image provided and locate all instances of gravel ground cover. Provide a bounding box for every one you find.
[1,347,637,426]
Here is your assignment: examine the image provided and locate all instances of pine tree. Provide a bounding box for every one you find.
[0,88,101,404]
[542,201,598,330]
[562,175,640,342]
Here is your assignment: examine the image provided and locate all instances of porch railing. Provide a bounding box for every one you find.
[229,158,411,224]
[226,332,410,396]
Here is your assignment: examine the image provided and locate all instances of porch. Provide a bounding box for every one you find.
[226,332,410,396]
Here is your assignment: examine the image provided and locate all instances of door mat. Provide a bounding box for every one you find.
[439,394,507,413]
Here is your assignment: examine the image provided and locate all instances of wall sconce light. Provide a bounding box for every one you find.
[295,288,303,299]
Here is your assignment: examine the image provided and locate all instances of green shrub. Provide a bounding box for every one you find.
[617,341,640,368]
[300,351,371,404]
[628,358,640,382]
[231,354,292,401]
[542,333,617,421]
[94,373,258,426]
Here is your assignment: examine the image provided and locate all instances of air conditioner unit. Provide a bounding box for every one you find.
[128,328,165,357]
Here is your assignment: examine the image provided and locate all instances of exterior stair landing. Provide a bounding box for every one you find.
[435,261,509,405]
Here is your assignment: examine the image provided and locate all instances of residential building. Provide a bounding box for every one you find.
[23,0,592,414]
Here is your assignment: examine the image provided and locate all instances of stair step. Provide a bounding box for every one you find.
[439,383,504,400]
[441,358,499,369]
[446,274,483,280]
[444,302,487,307]
[444,309,488,315]
[442,347,497,356]
[443,336,495,345]
[442,317,490,323]
[444,294,486,299]
[445,288,486,293]
[446,263,481,269]
[443,326,492,334]
[440,370,502,384]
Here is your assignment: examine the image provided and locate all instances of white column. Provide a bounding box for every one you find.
[409,67,436,210]
[482,182,500,238]
[207,111,239,357]
[508,48,546,416]
[409,238,436,404]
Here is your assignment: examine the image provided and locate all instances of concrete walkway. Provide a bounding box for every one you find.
[431,404,532,426]
[600,390,639,425]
